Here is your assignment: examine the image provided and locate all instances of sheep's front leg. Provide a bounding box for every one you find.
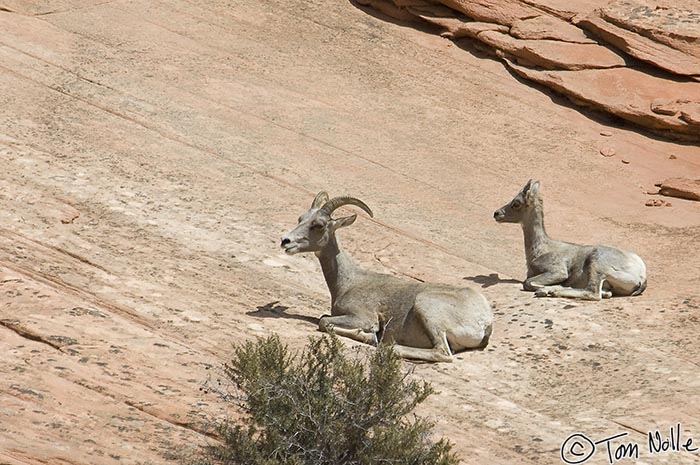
[523,269,568,291]
[319,314,379,346]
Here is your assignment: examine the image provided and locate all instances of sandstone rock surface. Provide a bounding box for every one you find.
[600,0,700,58]
[359,0,700,139]
[575,10,700,78]
[478,30,627,70]
[439,0,542,25]
[658,177,700,200]
[510,15,597,43]
[414,14,510,39]
[1,1,699,465]
[516,0,609,19]
[505,62,700,136]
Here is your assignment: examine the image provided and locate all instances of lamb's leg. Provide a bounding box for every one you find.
[523,269,568,291]
[319,314,378,345]
[535,286,604,300]
[535,272,610,300]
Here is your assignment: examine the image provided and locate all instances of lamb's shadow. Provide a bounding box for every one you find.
[464,273,520,288]
[247,301,319,326]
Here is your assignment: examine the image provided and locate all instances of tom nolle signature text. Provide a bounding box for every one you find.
[560,423,697,464]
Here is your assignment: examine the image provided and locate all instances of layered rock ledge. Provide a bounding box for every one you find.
[357,0,700,139]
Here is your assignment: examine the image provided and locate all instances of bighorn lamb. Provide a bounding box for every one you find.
[494,180,647,300]
[281,191,493,362]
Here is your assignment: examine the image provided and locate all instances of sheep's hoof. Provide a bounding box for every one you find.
[534,288,551,297]
[602,291,613,299]
[319,317,335,333]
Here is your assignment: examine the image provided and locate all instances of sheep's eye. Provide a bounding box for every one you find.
[512,200,522,209]
[311,222,324,230]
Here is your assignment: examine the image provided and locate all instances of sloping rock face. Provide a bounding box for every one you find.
[357,0,700,139]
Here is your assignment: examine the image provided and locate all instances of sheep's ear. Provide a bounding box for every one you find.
[312,191,329,209]
[331,214,357,230]
[528,181,540,200]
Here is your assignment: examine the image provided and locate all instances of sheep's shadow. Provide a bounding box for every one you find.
[247,301,319,326]
[464,273,520,288]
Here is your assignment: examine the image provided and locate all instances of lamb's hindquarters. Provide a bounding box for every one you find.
[595,247,647,296]
[536,246,647,300]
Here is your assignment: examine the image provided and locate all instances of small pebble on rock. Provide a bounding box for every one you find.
[645,199,668,207]
[600,147,616,157]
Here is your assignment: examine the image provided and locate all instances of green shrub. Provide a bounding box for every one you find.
[195,334,459,465]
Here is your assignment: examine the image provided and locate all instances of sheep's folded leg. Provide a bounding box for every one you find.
[319,314,378,345]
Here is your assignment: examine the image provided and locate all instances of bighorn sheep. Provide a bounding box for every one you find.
[493,180,647,300]
[280,191,493,362]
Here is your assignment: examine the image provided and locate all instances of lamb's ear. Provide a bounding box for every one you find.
[527,181,541,200]
[312,191,329,209]
[331,214,357,230]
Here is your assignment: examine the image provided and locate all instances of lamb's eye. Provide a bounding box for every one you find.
[512,200,522,209]
[311,222,324,230]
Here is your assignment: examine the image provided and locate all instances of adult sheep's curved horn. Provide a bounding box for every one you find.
[320,196,374,218]
[311,191,329,209]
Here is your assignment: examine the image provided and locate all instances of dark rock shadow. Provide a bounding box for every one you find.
[464,273,521,288]
[247,301,319,326]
